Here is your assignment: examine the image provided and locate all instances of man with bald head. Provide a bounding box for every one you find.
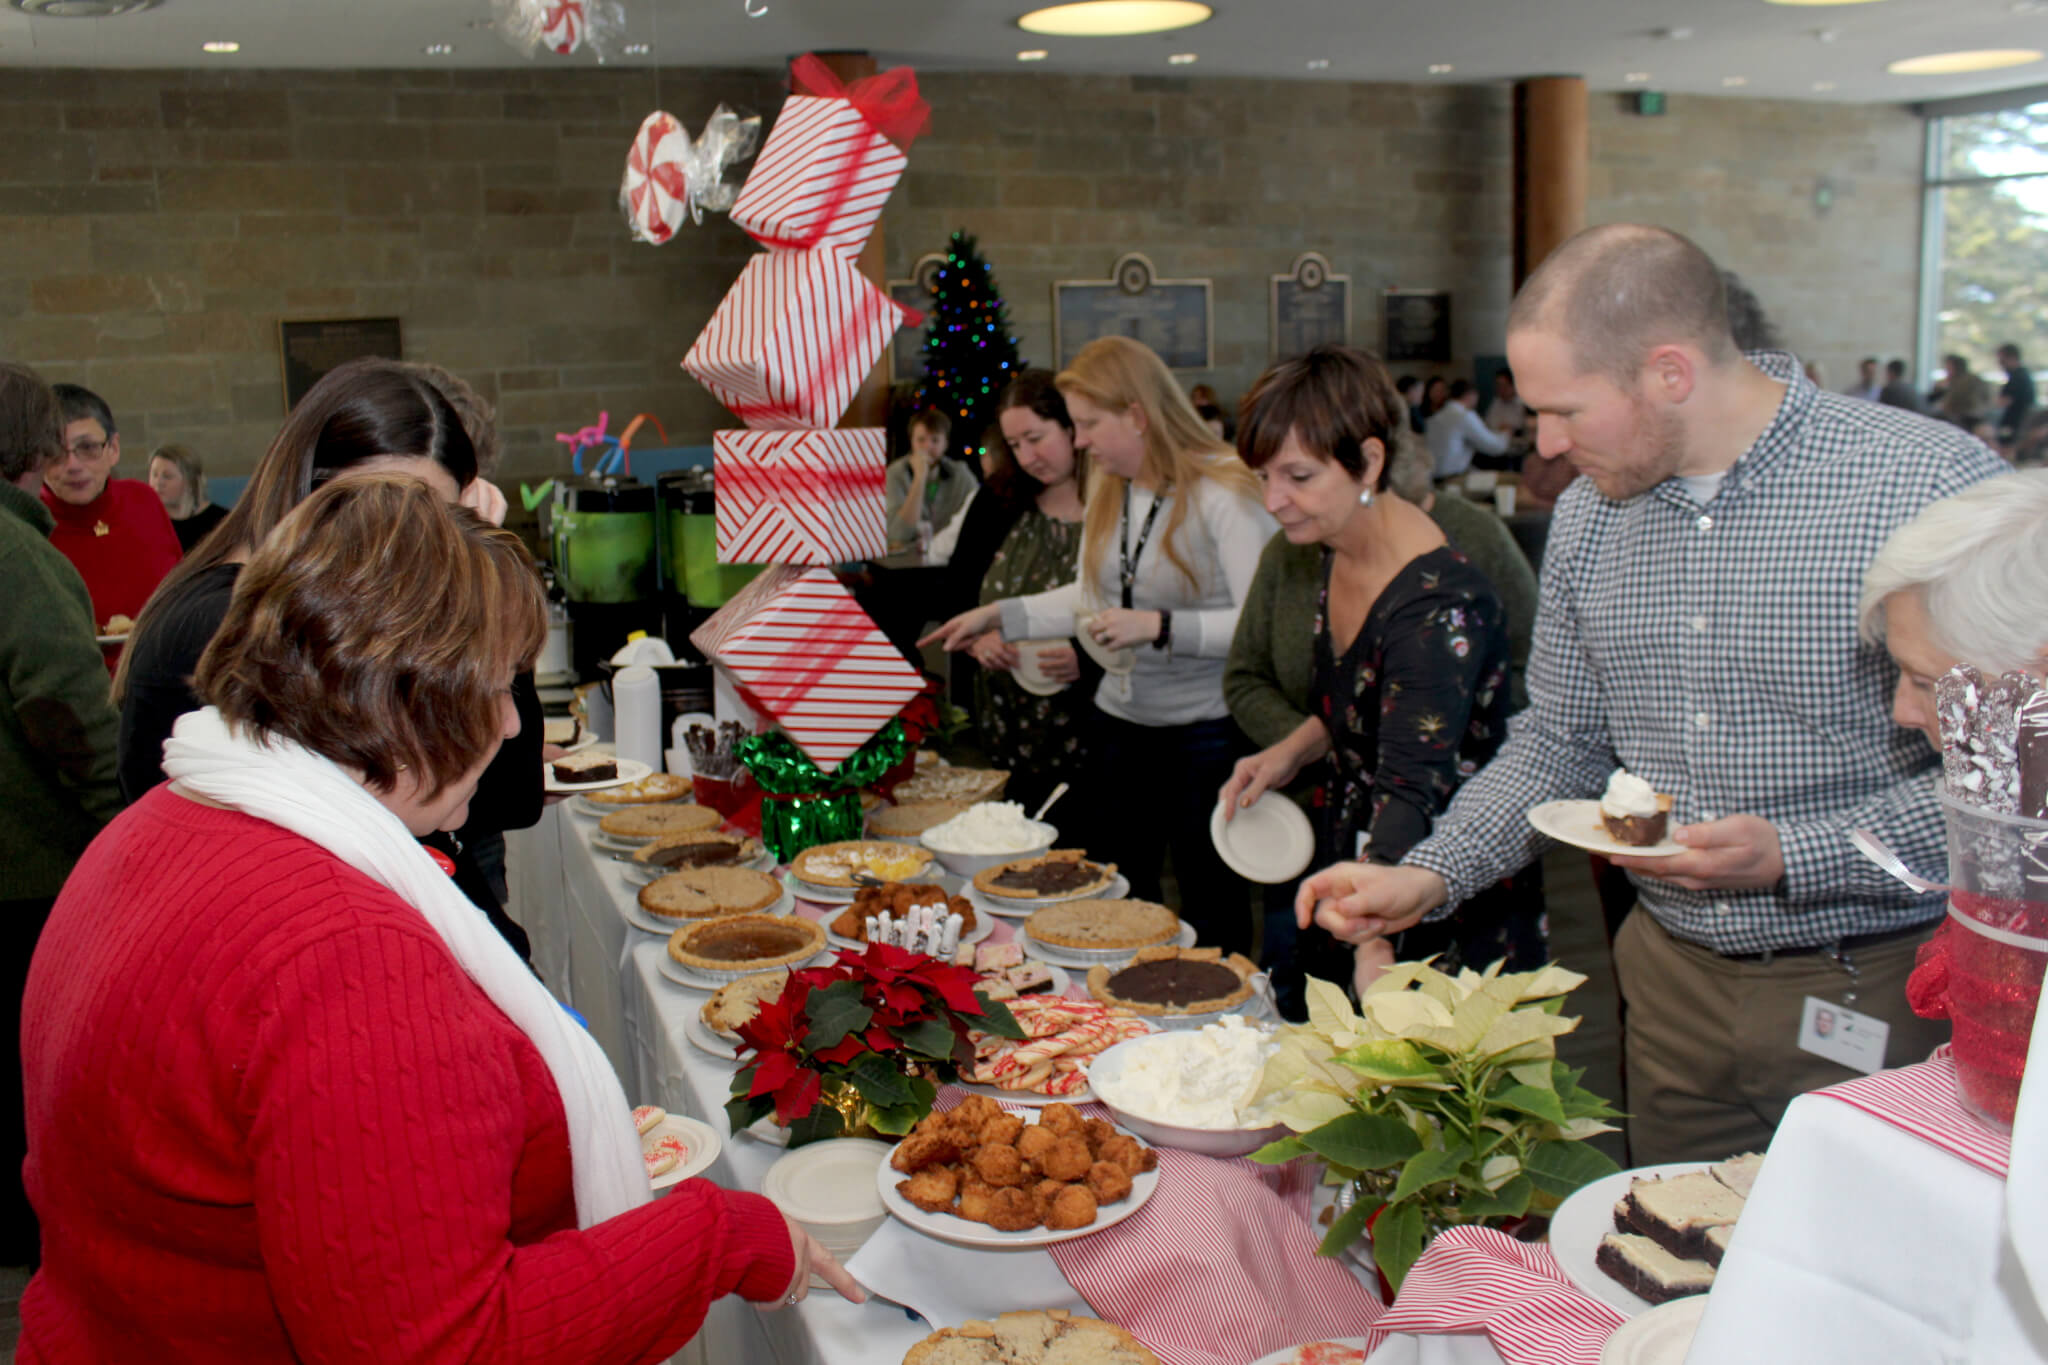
[1297,224,2005,1163]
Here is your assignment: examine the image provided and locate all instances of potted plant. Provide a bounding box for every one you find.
[1251,961,1622,1295]
[725,942,1024,1145]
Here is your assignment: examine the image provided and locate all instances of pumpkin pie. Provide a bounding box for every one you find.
[1087,946,1257,1015]
[700,969,791,1039]
[638,866,783,922]
[584,772,691,805]
[631,830,763,871]
[667,914,825,982]
[790,840,934,889]
[904,1310,1161,1365]
[973,850,1118,901]
[600,803,724,841]
[1024,899,1180,955]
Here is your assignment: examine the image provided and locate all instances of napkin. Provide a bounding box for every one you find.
[1373,1227,1623,1365]
[844,1219,1087,1326]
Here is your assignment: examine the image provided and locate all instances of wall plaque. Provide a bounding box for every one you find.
[1053,253,1212,371]
[1269,252,1352,362]
[1383,289,1452,365]
[278,317,403,410]
[886,253,945,386]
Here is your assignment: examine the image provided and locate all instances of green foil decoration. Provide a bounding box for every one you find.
[738,721,907,862]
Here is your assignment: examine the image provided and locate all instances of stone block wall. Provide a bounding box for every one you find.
[0,67,1924,480]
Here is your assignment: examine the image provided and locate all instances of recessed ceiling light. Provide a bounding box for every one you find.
[1765,0,1886,5]
[1887,48,2044,75]
[422,43,454,55]
[1167,52,1197,64]
[1721,75,1749,86]
[1017,48,1048,60]
[1813,80,1838,90]
[623,42,650,55]
[1017,1,1211,37]
[10,0,161,15]
[1428,63,1454,74]
[1625,71,1652,82]
[1306,58,1330,70]
[201,40,239,53]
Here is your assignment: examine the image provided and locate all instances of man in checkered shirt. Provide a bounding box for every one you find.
[1298,225,2006,1163]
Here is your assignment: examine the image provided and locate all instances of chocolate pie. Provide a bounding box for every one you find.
[584,772,691,805]
[630,830,761,870]
[637,866,783,921]
[1024,898,1179,955]
[973,850,1117,901]
[667,913,824,980]
[600,803,724,841]
[790,840,933,889]
[1088,946,1257,1015]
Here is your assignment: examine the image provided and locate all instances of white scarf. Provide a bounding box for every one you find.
[163,706,648,1228]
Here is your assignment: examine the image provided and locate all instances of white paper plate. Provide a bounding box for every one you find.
[624,881,794,937]
[875,1114,1160,1248]
[825,910,994,954]
[1010,668,1069,697]
[645,1113,721,1192]
[1025,921,1196,970]
[1210,794,1316,885]
[973,872,1131,915]
[1550,1162,1713,1317]
[658,947,828,992]
[948,1078,1096,1107]
[621,845,775,883]
[683,1009,742,1061]
[1072,613,1136,676]
[1527,799,1685,859]
[1600,1296,1708,1364]
[1244,1339,1380,1365]
[544,756,654,793]
[764,1138,893,1226]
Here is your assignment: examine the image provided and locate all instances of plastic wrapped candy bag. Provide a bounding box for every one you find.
[618,104,761,245]
[493,0,627,61]
[682,104,762,221]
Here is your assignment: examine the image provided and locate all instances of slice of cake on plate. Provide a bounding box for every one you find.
[1620,1169,1745,1261]
[1595,1232,1716,1305]
[550,751,617,785]
[1599,767,1673,846]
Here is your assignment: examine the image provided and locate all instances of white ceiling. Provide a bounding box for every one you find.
[2,0,2046,106]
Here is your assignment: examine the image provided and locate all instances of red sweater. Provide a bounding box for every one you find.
[20,787,793,1364]
[39,477,181,633]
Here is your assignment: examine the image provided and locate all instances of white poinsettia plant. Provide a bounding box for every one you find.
[1250,960,1622,1294]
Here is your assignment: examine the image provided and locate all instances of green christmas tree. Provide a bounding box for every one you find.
[917,230,1023,461]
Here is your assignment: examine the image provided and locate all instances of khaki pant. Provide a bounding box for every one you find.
[1613,908,1950,1165]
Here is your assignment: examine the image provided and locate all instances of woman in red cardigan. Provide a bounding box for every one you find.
[19,476,858,1362]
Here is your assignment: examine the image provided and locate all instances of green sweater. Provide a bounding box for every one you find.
[0,479,124,900]
[1223,500,1538,751]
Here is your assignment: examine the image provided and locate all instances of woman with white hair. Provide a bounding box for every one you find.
[1858,468,2048,748]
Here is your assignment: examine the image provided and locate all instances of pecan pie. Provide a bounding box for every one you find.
[637,866,783,921]
[1087,946,1257,1015]
[973,850,1117,901]
[1024,899,1179,955]
[666,914,824,981]
[630,830,763,871]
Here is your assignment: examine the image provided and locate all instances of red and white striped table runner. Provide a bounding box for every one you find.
[1811,1049,2011,1179]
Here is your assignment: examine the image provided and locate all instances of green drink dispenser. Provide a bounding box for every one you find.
[551,477,659,677]
[659,468,764,610]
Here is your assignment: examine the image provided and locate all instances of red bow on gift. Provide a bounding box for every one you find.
[789,53,931,149]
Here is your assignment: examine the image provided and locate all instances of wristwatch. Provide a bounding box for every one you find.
[1151,609,1173,651]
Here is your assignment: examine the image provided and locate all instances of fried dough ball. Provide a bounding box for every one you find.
[957,1176,997,1224]
[1039,1103,1086,1138]
[1085,1160,1133,1204]
[969,1141,1029,1187]
[1037,1135,1093,1182]
[898,1167,959,1213]
[1043,1183,1099,1231]
[1081,1118,1118,1153]
[1017,1123,1060,1164]
[1030,1178,1070,1221]
[1096,1133,1156,1177]
[981,1186,1041,1232]
[891,1131,961,1174]
[950,1094,1003,1131]
[979,1112,1026,1148]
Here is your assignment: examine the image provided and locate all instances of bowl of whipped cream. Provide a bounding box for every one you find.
[917,800,1059,877]
[1085,1017,1290,1157]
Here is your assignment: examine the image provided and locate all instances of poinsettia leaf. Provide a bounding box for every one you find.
[803,980,874,1051]
[1459,1173,1532,1220]
[849,1052,917,1107]
[1335,1038,1447,1087]
[1522,1139,1621,1197]
[1319,1189,1379,1257]
[867,1101,926,1135]
[784,1104,843,1148]
[890,1016,960,1059]
[812,1034,871,1066]
[971,994,1026,1039]
[1298,1112,1422,1171]
[1491,1082,1568,1127]
[905,1074,938,1110]
[1390,1143,1467,1204]
[1250,1134,1314,1165]
[1507,1060,1555,1091]
[864,1025,903,1054]
[747,1051,800,1101]
[772,1067,822,1126]
[1372,1201,1428,1294]
[925,966,985,1015]
[724,1092,772,1133]
[881,980,927,1016]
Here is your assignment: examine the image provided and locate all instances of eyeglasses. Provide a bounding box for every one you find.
[65,440,109,460]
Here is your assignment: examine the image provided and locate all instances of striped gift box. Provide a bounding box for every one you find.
[688,566,923,773]
[713,428,887,566]
[681,248,906,431]
[729,93,907,259]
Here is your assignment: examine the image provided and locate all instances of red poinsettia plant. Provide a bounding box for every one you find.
[725,941,1023,1145]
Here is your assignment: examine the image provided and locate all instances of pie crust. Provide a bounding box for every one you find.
[583,772,692,805]
[700,969,791,1038]
[890,767,1010,805]
[973,849,1118,901]
[1025,898,1179,953]
[790,839,933,888]
[866,800,974,838]
[903,1310,1161,1365]
[1087,946,1257,1015]
[667,914,824,977]
[600,803,724,839]
[630,829,761,869]
[638,866,783,921]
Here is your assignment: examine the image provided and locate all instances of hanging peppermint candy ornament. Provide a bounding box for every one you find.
[621,112,689,245]
[491,0,625,61]
[540,0,586,53]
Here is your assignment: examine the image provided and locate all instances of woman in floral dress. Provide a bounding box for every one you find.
[1221,347,1545,999]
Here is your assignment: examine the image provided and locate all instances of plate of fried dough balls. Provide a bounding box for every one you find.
[877,1093,1161,1247]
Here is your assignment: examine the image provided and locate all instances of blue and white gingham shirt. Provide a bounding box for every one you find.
[1404,353,2009,955]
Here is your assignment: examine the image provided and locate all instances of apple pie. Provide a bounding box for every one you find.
[637,866,782,921]
[1025,899,1179,955]
[600,803,724,841]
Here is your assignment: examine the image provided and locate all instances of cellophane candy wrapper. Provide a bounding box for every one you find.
[619,106,762,245]
[493,0,626,60]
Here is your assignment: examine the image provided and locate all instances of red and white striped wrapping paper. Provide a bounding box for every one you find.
[713,428,886,565]
[687,566,922,773]
[729,93,907,259]
[1813,1048,2011,1178]
[681,248,907,430]
[1373,1227,1624,1365]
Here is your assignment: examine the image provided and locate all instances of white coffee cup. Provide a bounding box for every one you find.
[1493,485,1517,516]
[1012,637,1072,693]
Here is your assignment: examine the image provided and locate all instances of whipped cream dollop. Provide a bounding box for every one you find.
[1092,1017,1283,1131]
[1600,768,1663,820]
[921,801,1052,854]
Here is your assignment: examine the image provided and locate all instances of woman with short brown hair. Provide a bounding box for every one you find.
[19,476,852,1362]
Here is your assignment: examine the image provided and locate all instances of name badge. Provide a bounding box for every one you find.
[1797,994,1890,1075]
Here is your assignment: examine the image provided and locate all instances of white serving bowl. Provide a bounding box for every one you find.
[762,1137,892,1268]
[918,820,1058,879]
[1084,1036,1291,1159]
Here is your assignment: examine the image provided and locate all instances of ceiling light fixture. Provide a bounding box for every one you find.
[8,0,161,16]
[1625,71,1652,82]
[1428,63,1454,74]
[201,39,240,53]
[1306,58,1330,70]
[1017,1,1211,37]
[1887,48,2044,75]
[423,43,454,55]
[1764,0,1886,5]
[1721,75,1749,86]
[1813,80,1838,90]
[1167,52,1197,64]
[1017,48,1048,60]
[623,42,650,54]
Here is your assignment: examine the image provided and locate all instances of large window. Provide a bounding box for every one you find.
[1925,102,2048,381]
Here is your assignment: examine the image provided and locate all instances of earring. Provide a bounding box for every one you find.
[1357,487,1375,507]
